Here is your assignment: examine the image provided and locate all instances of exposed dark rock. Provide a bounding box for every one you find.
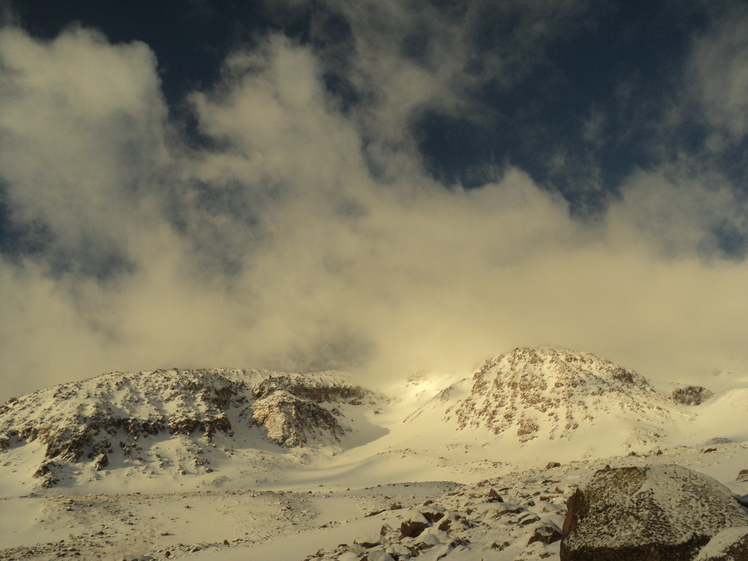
[252,375,370,404]
[737,495,748,510]
[488,488,504,502]
[672,386,714,406]
[93,453,108,471]
[561,465,748,561]
[400,515,429,539]
[527,521,563,546]
[737,470,748,483]
[420,507,445,523]
[32,461,61,488]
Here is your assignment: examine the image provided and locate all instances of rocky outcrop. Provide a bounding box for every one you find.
[246,374,374,447]
[252,374,370,404]
[560,465,748,561]
[249,390,346,447]
[672,386,714,406]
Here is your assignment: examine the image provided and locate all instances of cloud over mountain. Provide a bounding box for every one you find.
[2,2,748,400]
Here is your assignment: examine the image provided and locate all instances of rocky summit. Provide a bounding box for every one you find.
[429,347,686,447]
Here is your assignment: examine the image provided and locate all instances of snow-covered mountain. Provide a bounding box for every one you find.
[0,368,381,491]
[1,348,748,561]
[406,347,691,453]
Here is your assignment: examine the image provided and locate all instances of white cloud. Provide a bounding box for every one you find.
[2,16,748,403]
[0,25,170,273]
[688,2,748,142]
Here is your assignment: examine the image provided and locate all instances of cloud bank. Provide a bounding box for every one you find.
[2,2,748,400]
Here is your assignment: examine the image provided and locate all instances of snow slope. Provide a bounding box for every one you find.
[1,347,747,561]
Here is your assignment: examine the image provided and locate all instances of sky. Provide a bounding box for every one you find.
[2,0,748,401]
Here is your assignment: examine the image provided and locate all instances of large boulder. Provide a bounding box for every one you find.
[560,465,748,561]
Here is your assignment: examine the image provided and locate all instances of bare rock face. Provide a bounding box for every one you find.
[560,465,748,561]
[672,386,714,406]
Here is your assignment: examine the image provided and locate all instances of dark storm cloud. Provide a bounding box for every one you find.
[2,1,748,402]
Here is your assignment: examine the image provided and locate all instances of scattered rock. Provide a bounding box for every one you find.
[737,470,748,483]
[485,541,510,551]
[561,465,748,561]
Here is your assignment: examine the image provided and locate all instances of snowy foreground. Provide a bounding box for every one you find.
[1,348,748,560]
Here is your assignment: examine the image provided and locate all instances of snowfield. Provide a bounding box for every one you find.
[1,348,747,560]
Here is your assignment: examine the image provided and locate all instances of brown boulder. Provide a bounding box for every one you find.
[561,465,748,561]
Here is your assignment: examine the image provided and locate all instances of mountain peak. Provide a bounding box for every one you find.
[443,347,674,444]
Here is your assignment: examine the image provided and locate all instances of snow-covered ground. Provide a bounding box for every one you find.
[1,348,747,560]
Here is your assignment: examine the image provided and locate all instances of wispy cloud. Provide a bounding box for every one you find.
[2,3,748,401]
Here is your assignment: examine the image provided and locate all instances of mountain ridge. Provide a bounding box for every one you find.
[1,347,746,494]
